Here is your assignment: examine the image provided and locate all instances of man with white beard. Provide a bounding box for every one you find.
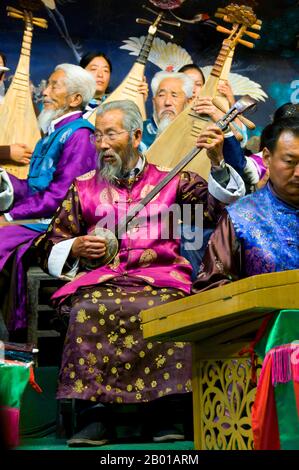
[0,63,97,334]
[142,71,251,276]
[141,71,193,149]
[36,100,245,446]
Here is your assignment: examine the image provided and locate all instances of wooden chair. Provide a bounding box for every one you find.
[26,266,65,346]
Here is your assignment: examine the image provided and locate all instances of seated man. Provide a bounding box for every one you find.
[141,71,194,149]
[142,71,247,274]
[142,71,246,177]
[36,99,245,446]
[192,117,299,449]
[192,116,299,286]
[0,63,97,333]
[245,102,299,192]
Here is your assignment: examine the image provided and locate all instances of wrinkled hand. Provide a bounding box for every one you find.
[217,81,235,107]
[192,97,223,123]
[196,125,224,166]
[138,76,149,102]
[10,143,33,164]
[71,235,106,259]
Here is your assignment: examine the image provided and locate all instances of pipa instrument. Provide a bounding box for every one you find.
[87,5,180,125]
[146,4,262,180]
[0,3,47,179]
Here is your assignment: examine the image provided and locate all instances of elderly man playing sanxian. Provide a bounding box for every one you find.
[36,99,245,446]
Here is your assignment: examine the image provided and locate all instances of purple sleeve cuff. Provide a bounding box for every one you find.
[10,129,97,219]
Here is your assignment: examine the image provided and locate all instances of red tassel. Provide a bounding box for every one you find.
[239,314,274,384]
[29,366,42,394]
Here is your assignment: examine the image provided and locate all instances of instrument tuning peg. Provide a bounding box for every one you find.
[251,22,262,31]
[142,4,160,17]
[156,28,174,40]
[238,38,254,48]
[7,6,23,15]
[136,18,152,26]
[244,30,260,40]
[161,18,181,27]
[216,25,232,35]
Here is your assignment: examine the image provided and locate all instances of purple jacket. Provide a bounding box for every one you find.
[8,113,97,219]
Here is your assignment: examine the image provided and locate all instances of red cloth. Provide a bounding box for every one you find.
[0,406,20,448]
[251,354,280,450]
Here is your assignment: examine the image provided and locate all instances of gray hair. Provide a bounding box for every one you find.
[151,71,194,99]
[55,63,96,108]
[96,100,143,133]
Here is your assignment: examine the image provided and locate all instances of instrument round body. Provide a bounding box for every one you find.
[80,227,119,270]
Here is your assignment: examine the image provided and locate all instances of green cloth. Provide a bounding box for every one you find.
[255,310,299,450]
[0,363,30,408]
[255,310,299,358]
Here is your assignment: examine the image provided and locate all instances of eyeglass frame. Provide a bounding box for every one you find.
[90,129,130,144]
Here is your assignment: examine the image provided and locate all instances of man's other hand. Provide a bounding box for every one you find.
[71,235,107,259]
[10,144,33,165]
[196,125,224,167]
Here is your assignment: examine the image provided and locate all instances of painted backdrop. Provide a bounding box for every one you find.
[0,0,298,139]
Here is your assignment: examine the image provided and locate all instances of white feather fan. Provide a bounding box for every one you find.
[202,66,268,102]
[120,36,192,72]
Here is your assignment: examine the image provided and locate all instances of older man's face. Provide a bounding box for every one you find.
[42,69,71,112]
[94,109,141,181]
[153,77,188,124]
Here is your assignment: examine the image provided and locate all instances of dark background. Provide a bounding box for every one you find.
[0,0,298,137]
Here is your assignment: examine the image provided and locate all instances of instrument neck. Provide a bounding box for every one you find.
[117,147,201,238]
[211,41,231,79]
[136,33,155,66]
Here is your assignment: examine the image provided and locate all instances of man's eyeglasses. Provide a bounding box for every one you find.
[90,130,129,144]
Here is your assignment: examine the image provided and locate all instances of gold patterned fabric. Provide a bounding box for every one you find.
[56,278,192,403]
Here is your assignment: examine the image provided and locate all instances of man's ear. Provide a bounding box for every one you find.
[69,93,83,109]
[132,128,142,148]
[262,147,271,169]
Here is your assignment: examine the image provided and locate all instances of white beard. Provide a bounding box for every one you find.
[98,141,136,183]
[98,152,123,183]
[37,107,68,133]
[156,114,174,137]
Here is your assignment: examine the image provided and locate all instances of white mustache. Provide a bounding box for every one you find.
[100,151,118,160]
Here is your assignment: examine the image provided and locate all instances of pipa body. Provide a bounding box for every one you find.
[0,20,41,178]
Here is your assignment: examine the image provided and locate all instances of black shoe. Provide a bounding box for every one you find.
[67,422,110,447]
[152,427,185,443]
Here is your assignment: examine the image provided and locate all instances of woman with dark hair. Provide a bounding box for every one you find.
[178,64,205,99]
[80,51,112,104]
[80,51,148,119]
